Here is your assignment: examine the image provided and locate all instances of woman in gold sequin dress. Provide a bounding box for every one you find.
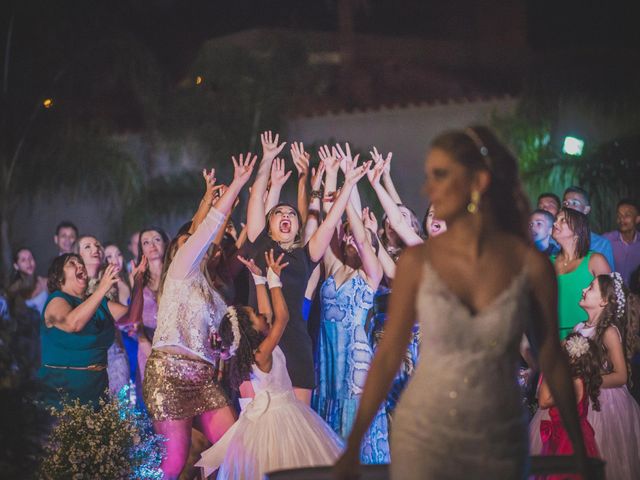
[143,154,256,479]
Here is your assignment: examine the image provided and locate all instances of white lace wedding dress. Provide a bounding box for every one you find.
[391,261,530,479]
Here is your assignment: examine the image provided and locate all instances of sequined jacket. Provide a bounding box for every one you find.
[153,208,228,364]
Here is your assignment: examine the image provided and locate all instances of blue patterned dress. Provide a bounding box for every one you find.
[313,274,390,464]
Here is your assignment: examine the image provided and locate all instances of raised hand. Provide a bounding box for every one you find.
[362,207,378,233]
[231,152,258,185]
[213,184,228,201]
[318,145,340,175]
[370,146,393,175]
[265,249,289,277]
[202,168,217,195]
[237,255,263,276]
[260,131,286,162]
[366,157,387,187]
[290,142,310,177]
[130,255,148,281]
[270,157,292,188]
[98,264,120,294]
[335,142,359,173]
[310,161,326,191]
[345,159,372,186]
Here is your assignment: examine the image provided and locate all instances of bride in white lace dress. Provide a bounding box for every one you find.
[334,126,590,479]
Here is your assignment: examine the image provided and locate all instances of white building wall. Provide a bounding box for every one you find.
[287,96,518,213]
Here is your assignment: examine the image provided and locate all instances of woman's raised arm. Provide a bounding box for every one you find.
[367,159,422,247]
[346,202,382,289]
[247,131,286,242]
[45,265,119,332]
[307,160,371,263]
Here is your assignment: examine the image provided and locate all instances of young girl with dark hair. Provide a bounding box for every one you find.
[531,272,640,479]
[537,334,601,476]
[196,250,342,479]
[574,273,640,479]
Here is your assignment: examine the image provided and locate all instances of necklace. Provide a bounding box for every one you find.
[276,241,295,254]
[560,254,575,267]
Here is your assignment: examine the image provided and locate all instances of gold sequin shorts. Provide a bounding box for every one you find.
[143,350,230,421]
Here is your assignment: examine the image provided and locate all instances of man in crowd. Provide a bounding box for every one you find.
[537,192,561,217]
[529,209,559,256]
[53,221,78,256]
[604,199,640,286]
[563,186,615,270]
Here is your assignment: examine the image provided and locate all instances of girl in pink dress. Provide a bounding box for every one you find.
[538,333,601,479]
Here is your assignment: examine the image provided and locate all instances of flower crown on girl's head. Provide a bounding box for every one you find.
[565,335,590,359]
[211,307,242,360]
[225,306,242,358]
[609,272,625,321]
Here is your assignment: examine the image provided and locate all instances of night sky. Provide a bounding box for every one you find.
[3,0,638,83]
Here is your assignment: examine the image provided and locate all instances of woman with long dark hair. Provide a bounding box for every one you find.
[133,227,169,395]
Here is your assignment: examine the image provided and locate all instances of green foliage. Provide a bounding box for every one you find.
[38,389,164,480]
[493,108,640,232]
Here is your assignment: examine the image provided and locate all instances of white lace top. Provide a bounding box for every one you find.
[153,208,228,364]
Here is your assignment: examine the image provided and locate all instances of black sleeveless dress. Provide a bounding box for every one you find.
[246,230,317,389]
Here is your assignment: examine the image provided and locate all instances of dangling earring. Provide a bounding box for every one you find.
[467,190,480,214]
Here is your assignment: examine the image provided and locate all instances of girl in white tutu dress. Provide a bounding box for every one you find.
[530,272,640,480]
[196,250,343,479]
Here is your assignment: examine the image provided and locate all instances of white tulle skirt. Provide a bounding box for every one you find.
[529,385,640,480]
[197,390,343,480]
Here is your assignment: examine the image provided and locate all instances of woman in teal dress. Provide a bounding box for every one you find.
[312,195,390,464]
[39,253,144,408]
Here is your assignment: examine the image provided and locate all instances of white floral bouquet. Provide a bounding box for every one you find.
[39,387,165,479]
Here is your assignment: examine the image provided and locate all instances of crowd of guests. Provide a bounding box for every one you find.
[1,127,640,479]
[525,189,640,479]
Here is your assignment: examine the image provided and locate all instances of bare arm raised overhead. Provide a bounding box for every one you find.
[247,131,286,242]
[252,250,290,373]
[367,157,422,247]
[346,202,383,289]
[307,159,372,263]
[170,153,257,280]
[291,142,311,223]
[265,157,292,213]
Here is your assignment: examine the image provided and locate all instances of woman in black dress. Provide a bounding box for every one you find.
[246,131,371,404]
